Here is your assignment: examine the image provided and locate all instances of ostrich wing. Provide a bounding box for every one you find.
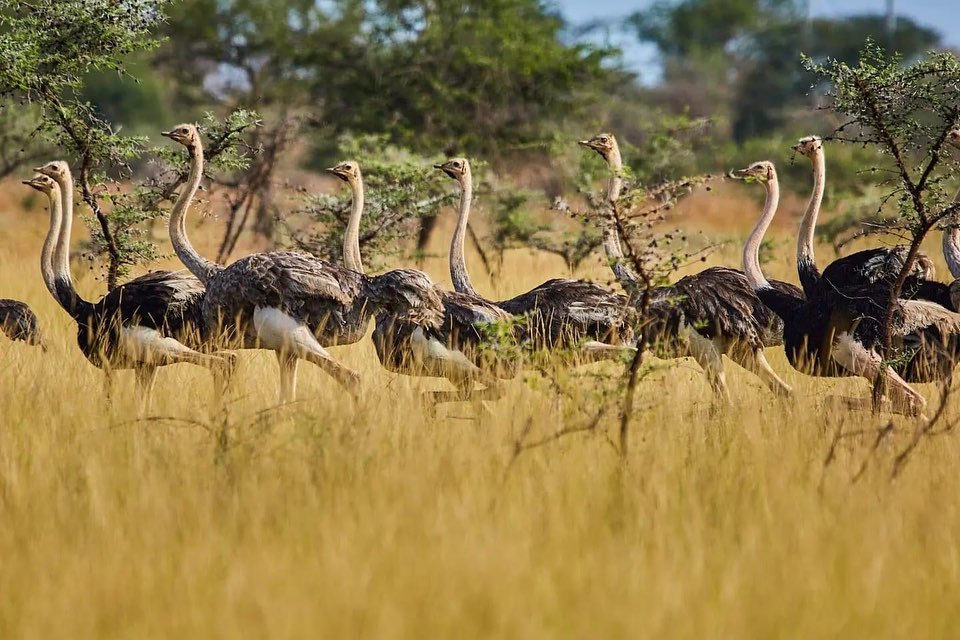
[896,299,960,337]
[498,278,634,348]
[97,270,205,333]
[261,252,359,307]
[670,267,802,347]
[440,290,513,345]
[498,278,626,317]
[822,247,933,298]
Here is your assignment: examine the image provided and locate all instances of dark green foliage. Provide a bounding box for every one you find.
[732,15,940,141]
[315,0,617,156]
[628,0,942,142]
[160,0,618,160]
[81,57,170,132]
[0,103,52,179]
[629,0,799,58]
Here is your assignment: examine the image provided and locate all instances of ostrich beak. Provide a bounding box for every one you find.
[577,139,591,147]
[432,163,444,170]
[729,168,750,179]
[160,130,173,138]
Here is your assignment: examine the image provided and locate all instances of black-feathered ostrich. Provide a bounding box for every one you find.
[435,158,637,366]
[327,160,521,403]
[578,132,798,399]
[736,159,960,416]
[792,135,940,299]
[23,171,232,410]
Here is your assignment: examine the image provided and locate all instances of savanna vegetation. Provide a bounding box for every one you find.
[1,0,960,637]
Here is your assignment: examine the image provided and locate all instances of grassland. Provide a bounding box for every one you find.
[1,185,960,639]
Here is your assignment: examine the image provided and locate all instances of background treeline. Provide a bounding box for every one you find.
[0,0,952,281]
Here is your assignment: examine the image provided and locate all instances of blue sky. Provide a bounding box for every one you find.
[556,0,960,81]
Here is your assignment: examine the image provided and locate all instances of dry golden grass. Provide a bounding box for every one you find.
[2,189,960,639]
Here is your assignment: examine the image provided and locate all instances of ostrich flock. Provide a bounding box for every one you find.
[3,124,960,417]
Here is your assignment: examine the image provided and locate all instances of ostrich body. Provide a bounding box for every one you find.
[436,158,636,364]
[793,135,937,300]
[737,160,960,415]
[162,123,375,401]
[328,161,520,401]
[24,172,229,406]
[578,133,796,399]
[0,300,44,348]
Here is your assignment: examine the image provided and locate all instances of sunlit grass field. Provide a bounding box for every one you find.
[2,186,960,638]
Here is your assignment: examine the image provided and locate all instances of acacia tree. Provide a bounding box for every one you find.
[804,42,960,403]
[518,155,714,460]
[0,0,259,289]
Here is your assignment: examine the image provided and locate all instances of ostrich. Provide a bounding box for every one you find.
[736,160,960,415]
[23,172,230,408]
[435,158,636,365]
[792,135,936,299]
[578,133,796,399]
[0,300,45,349]
[327,160,520,403]
[162,123,375,402]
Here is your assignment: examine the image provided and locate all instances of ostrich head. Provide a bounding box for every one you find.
[946,127,960,150]
[363,268,445,329]
[793,135,823,158]
[578,132,618,161]
[22,173,57,195]
[34,160,70,183]
[732,161,776,183]
[161,123,201,149]
[327,160,361,184]
[435,158,471,184]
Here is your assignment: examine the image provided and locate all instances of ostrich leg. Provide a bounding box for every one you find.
[682,326,731,403]
[277,351,299,403]
[730,346,794,397]
[831,332,927,417]
[135,364,158,416]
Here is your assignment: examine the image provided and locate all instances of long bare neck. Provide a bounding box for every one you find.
[343,175,365,274]
[170,142,220,284]
[52,170,88,316]
[943,184,960,279]
[449,170,479,296]
[797,150,826,293]
[743,177,779,291]
[600,143,641,294]
[39,187,62,303]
